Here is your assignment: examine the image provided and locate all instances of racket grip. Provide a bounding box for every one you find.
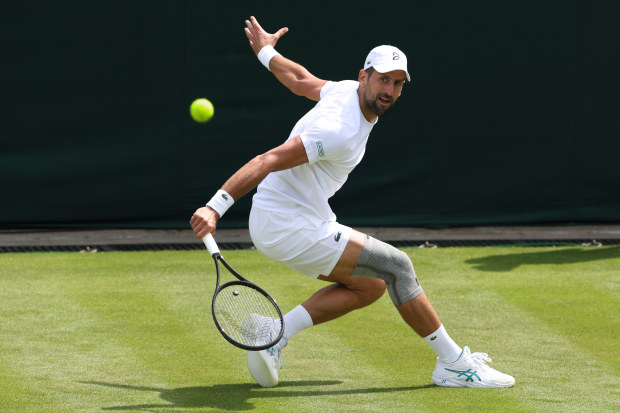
[202,233,220,256]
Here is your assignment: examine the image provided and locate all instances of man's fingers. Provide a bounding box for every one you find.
[195,223,213,239]
[244,20,254,33]
[245,16,288,49]
[190,207,218,239]
[274,27,289,40]
[197,227,207,239]
[190,212,207,238]
[244,27,253,41]
[190,219,203,237]
[249,16,262,31]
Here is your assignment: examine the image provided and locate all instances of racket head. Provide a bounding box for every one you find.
[212,280,284,351]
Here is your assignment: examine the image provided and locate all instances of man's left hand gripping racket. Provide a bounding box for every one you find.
[202,233,284,351]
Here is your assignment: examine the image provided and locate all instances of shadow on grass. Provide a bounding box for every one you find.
[82,380,436,411]
[466,245,620,271]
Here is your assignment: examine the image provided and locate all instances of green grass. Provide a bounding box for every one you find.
[0,246,619,412]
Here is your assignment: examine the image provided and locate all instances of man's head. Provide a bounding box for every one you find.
[364,45,410,82]
[359,45,410,119]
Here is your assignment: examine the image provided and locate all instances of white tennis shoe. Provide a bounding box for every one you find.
[432,346,515,388]
[241,313,274,347]
[245,315,287,388]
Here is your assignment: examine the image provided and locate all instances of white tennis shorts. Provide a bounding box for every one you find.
[249,206,352,278]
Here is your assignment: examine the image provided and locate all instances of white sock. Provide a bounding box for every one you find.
[423,324,462,362]
[275,305,313,342]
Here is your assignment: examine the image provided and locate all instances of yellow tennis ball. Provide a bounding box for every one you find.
[190,98,214,123]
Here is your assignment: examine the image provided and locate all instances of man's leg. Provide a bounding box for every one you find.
[301,276,387,324]
[299,230,385,324]
[336,231,515,388]
[302,230,442,337]
[253,229,515,388]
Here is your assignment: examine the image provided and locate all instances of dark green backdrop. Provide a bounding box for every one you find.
[3,1,619,229]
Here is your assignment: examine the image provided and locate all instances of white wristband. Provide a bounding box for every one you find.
[206,189,235,217]
[257,45,281,71]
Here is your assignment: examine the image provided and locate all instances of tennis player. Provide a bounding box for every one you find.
[190,16,515,389]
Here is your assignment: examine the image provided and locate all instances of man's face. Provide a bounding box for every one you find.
[362,69,406,117]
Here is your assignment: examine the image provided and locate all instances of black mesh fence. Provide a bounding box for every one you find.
[2,239,618,253]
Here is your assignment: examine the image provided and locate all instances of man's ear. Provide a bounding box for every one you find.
[358,69,368,85]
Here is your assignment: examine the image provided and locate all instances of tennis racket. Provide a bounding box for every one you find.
[202,233,284,351]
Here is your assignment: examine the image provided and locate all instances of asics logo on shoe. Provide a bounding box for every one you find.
[445,368,481,382]
[266,332,276,356]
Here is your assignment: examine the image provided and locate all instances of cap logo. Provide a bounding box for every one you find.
[393,52,400,61]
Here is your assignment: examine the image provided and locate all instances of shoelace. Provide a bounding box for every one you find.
[274,337,288,369]
[266,336,287,369]
[275,348,283,370]
[468,352,493,369]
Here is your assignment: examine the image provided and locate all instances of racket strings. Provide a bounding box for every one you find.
[214,284,281,347]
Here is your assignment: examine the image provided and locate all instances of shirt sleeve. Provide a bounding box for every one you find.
[300,80,356,164]
[319,81,335,100]
[300,117,350,165]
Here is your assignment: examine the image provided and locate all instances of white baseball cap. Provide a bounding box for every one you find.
[363,45,411,82]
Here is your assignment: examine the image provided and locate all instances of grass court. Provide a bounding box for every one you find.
[1,245,618,412]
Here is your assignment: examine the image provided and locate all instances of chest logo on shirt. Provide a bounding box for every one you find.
[316,141,325,157]
[334,232,342,242]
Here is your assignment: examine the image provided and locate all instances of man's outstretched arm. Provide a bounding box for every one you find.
[244,16,327,101]
[189,136,309,239]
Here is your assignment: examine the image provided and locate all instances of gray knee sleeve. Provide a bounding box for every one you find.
[353,235,423,306]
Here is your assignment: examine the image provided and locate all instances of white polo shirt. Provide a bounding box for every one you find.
[252,80,376,225]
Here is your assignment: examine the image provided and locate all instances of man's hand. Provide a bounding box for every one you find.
[190,206,219,239]
[244,16,288,55]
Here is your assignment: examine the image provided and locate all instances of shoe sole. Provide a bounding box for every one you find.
[247,350,278,388]
[432,376,515,388]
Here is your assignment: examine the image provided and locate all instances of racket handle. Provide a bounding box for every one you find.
[202,233,220,256]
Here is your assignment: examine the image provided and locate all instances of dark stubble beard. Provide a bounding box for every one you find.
[364,90,393,118]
